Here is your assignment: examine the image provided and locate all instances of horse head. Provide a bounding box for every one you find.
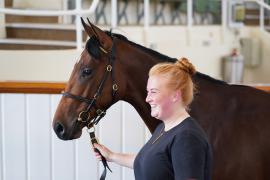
[53,18,126,140]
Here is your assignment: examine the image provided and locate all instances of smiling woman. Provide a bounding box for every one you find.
[131,57,213,180]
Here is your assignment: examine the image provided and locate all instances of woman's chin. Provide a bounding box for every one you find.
[151,112,159,119]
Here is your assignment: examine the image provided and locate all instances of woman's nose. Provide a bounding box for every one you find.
[145,94,151,103]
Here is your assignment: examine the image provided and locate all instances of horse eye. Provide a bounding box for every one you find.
[82,68,92,77]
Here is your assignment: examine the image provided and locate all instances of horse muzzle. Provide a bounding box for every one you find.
[53,120,82,140]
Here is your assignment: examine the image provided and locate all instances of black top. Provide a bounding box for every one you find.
[133,117,212,180]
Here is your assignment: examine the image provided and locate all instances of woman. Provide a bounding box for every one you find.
[94,58,213,180]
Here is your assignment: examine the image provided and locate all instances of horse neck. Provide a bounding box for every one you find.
[190,73,227,130]
[118,45,169,133]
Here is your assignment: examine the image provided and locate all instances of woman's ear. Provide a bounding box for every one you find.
[172,91,181,102]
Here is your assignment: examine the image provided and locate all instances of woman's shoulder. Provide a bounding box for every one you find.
[153,122,165,134]
[173,117,209,146]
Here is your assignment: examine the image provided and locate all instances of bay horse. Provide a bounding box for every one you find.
[53,18,270,180]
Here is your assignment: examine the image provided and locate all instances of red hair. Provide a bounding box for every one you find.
[149,57,196,107]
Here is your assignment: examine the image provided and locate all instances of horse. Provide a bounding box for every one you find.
[53,18,270,180]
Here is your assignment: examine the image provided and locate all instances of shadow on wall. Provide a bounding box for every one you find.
[243,30,270,84]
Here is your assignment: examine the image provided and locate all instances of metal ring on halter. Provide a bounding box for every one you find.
[112,84,118,91]
[96,109,105,116]
[107,65,112,72]
[77,111,90,122]
[87,122,95,131]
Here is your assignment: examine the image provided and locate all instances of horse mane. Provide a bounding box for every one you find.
[195,72,227,85]
[104,31,227,86]
[105,31,176,63]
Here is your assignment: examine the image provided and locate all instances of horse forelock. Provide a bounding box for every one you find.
[86,36,102,59]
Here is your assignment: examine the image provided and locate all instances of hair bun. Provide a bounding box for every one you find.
[175,57,196,76]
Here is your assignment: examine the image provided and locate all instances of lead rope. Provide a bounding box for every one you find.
[89,38,116,180]
[87,122,112,180]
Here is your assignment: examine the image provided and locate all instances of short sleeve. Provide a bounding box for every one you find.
[171,132,206,180]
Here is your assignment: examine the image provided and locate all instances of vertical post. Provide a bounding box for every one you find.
[0,0,6,39]
[187,0,193,28]
[1,96,6,180]
[62,0,70,24]
[121,102,125,180]
[186,0,193,46]
[144,0,150,29]
[222,0,228,29]
[260,0,265,31]
[221,0,228,44]
[143,0,150,49]
[75,0,82,50]
[111,0,117,28]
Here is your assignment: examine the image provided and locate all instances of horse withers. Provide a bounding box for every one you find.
[53,18,270,180]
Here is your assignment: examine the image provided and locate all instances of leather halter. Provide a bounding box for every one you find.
[62,36,118,180]
[62,36,118,127]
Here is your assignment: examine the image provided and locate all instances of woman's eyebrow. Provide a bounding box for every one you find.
[147,88,159,92]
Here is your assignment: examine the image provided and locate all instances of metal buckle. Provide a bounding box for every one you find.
[112,84,118,91]
[96,109,105,116]
[87,122,95,131]
[86,124,99,144]
[107,65,112,72]
[77,111,90,122]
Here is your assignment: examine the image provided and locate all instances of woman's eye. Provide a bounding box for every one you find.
[82,68,92,77]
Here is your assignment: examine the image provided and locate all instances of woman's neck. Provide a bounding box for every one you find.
[163,108,190,131]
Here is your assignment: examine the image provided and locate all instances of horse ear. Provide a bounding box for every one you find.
[87,18,113,51]
[81,17,93,37]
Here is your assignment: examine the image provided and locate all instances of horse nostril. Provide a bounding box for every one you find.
[54,122,65,136]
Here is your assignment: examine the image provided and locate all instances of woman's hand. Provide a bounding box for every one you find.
[93,143,136,169]
[93,143,114,162]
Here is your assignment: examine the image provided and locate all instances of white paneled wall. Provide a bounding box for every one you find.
[0,94,150,180]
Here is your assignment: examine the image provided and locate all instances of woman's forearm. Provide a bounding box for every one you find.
[110,153,136,169]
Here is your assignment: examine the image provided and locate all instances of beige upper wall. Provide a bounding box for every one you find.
[0,26,269,84]
[0,49,80,82]
[13,0,62,9]
[0,26,232,82]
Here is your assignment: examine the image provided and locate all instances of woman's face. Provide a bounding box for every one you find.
[146,75,176,120]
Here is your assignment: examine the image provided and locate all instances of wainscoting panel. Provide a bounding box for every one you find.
[0,94,150,180]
